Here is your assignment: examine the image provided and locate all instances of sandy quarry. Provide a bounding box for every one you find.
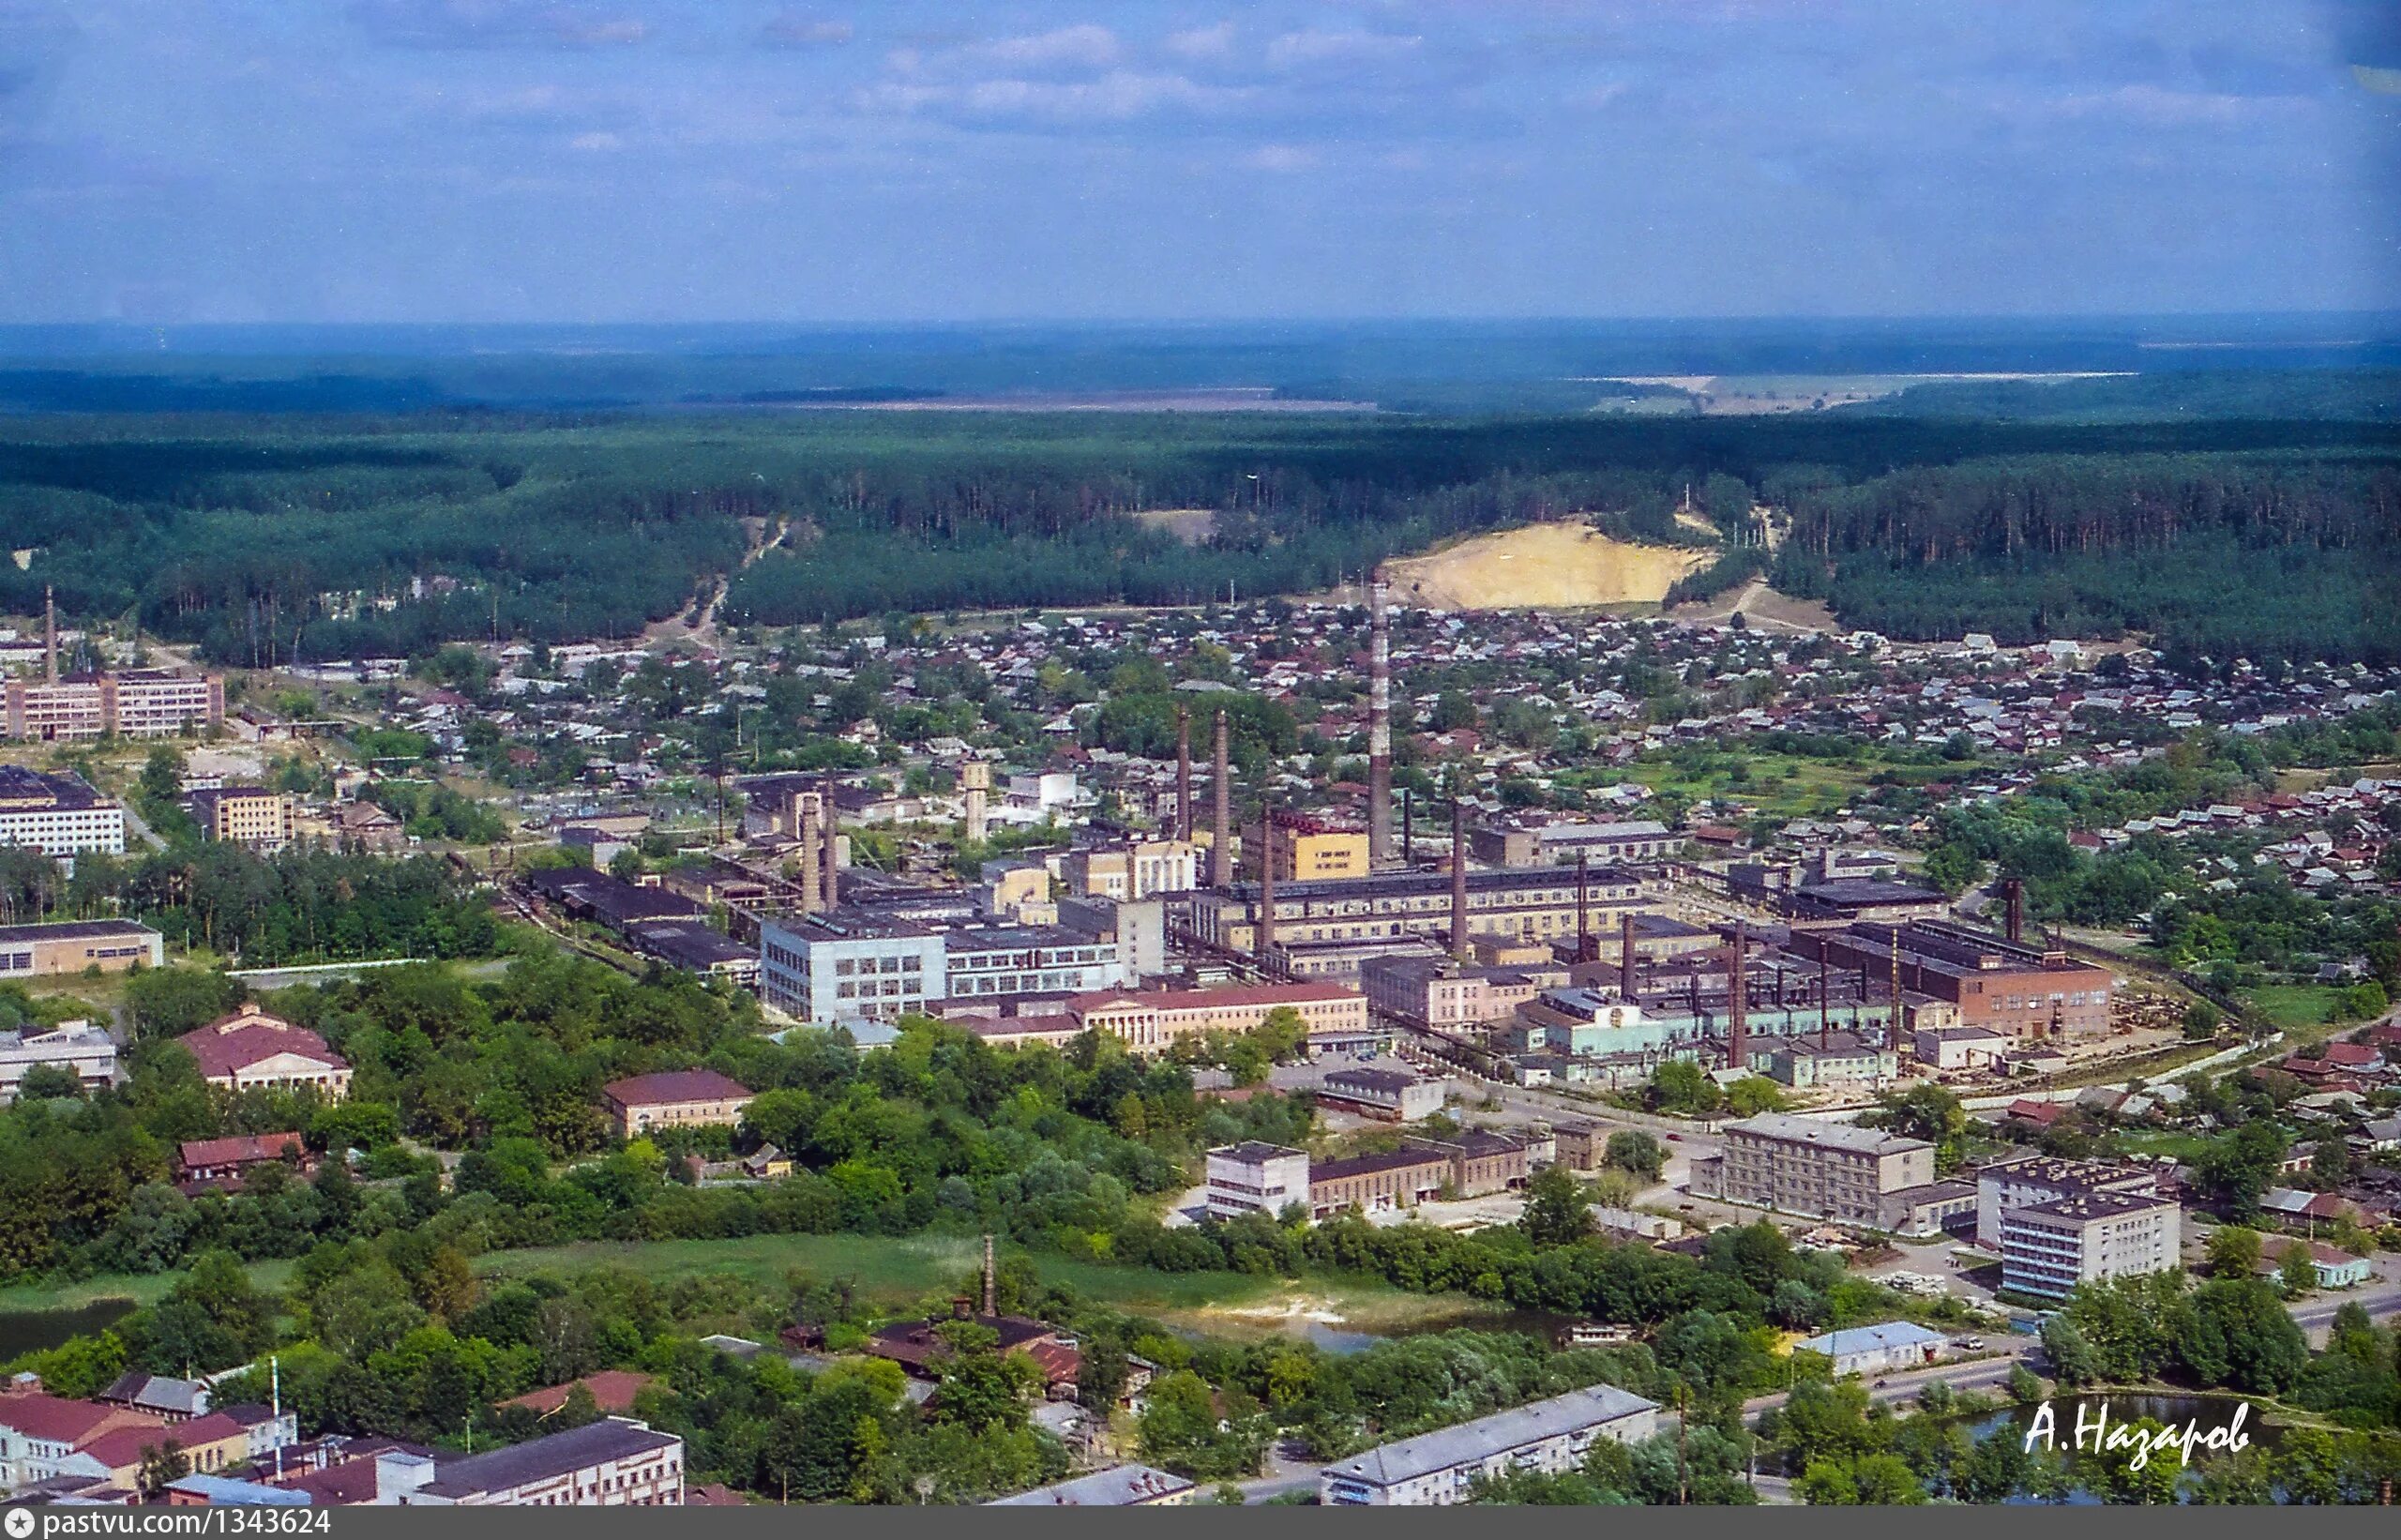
[1381,521,1713,610]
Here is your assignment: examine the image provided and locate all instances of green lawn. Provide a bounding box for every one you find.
[1612,752,1954,823]
[2243,985,2341,1034]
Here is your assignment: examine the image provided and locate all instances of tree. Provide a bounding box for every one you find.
[1866,1085,1968,1171]
[2038,1316,2097,1386]
[1518,1163,1593,1246]
[1648,1059,1720,1115]
[1603,1131,1665,1183]
[135,1441,190,1498]
[2278,1241,2318,1299]
[2204,1224,2260,1279]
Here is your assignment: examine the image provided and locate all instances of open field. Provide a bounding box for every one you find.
[1128,507,1218,545]
[0,1260,300,1316]
[1608,750,1948,821]
[2244,984,2345,1034]
[1381,521,1711,611]
[1601,372,2131,416]
[466,1233,1485,1334]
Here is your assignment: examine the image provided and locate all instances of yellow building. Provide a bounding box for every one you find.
[186,786,295,851]
[1242,812,1369,883]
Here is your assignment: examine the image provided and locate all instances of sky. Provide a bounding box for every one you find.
[0,0,2396,324]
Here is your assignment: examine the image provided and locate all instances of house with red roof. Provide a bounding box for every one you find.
[0,1390,165,1491]
[496,1372,655,1418]
[600,1069,753,1139]
[179,1004,351,1101]
[175,1133,312,1192]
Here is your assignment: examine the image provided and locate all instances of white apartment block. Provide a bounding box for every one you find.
[1999,1190,2182,1301]
[1693,1113,1935,1226]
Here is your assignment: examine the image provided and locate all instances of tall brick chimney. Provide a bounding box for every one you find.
[1367,567,1394,868]
[1256,793,1277,966]
[1211,710,1232,887]
[1175,706,1193,841]
[1727,920,1749,1076]
[1449,795,1470,961]
[820,777,840,908]
[1619,912,1638,1002]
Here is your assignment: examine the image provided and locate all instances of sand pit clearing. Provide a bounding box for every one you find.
[1382,521,1714,610]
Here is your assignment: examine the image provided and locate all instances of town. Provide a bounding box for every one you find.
[0,560,2395,1507]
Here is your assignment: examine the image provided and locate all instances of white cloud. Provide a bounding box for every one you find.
[2051,83,2295,126]
[1264,28,1421,71]
[1246,143,1319,173]
[1165,22,1236,63]
[857,69,1252,125]
[967,24,1121,72]
[759,15,853,50]
[567,129,623,151]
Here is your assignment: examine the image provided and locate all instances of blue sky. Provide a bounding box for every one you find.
[0,0,2394,323]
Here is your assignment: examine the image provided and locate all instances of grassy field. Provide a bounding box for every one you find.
[2243,984,2343,1034]
[468,1232,1487,1336]
[1614,751,1936,821]
[0,1260,300,1315]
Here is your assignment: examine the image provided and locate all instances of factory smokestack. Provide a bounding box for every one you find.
[1211,711,1232,887]
[1256,793,1276,969]
[1619,912,1638,1002]
[796,801,823,913]
[960,761,989,846]
[820,778,840,908]
[1728,920,1749,1076]
[1175,707,1193,841]
[43,586,56,686]
[982,1233,996,1318]
[1818,939,1832,1049]
[2002,877,2025,944]
[1367,567,1394,868]
[1449,795,1470,961]
[1575,852,1591,963]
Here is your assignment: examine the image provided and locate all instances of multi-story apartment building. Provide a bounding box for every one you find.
[186,786,296,851]
[1320,1384,1659,1506]
[1998,1191,2182,1301]
[0,919,161,979]
[1692,1113,1936,1226]
[758,913,946,1022]
[3,670,224,742]
[1812,920,2116,1039]
[378,1417,684,1505]
[1068,981,1367,1053]
[1973,1154,2161,1248]
[0,767,126,861]
[989,1465,1194,1506]
[1204,1141,1311,1219]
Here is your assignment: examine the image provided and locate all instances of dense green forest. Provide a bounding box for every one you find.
[4,405,2393,663]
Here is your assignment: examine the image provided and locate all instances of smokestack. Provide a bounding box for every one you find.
[1575,853,1592,963]
[1619,912,1638,1002]
[1449,796,1470,961]
[1367,568,1393,868]
[982,1233,996,1318]
[1890,929,1904,1055]
[1175,707,1193,841]
[961,761,989,845]
[1257,794,1278,959]
[43,586,56,686]
[796,803,822,913]
[820,778,840,909]
[1728,920,1748,1076]
[1818,940,1832,1049]
[1402,787,1414,866]
[1211,711,1232,887]
[2002,877,2025,944]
